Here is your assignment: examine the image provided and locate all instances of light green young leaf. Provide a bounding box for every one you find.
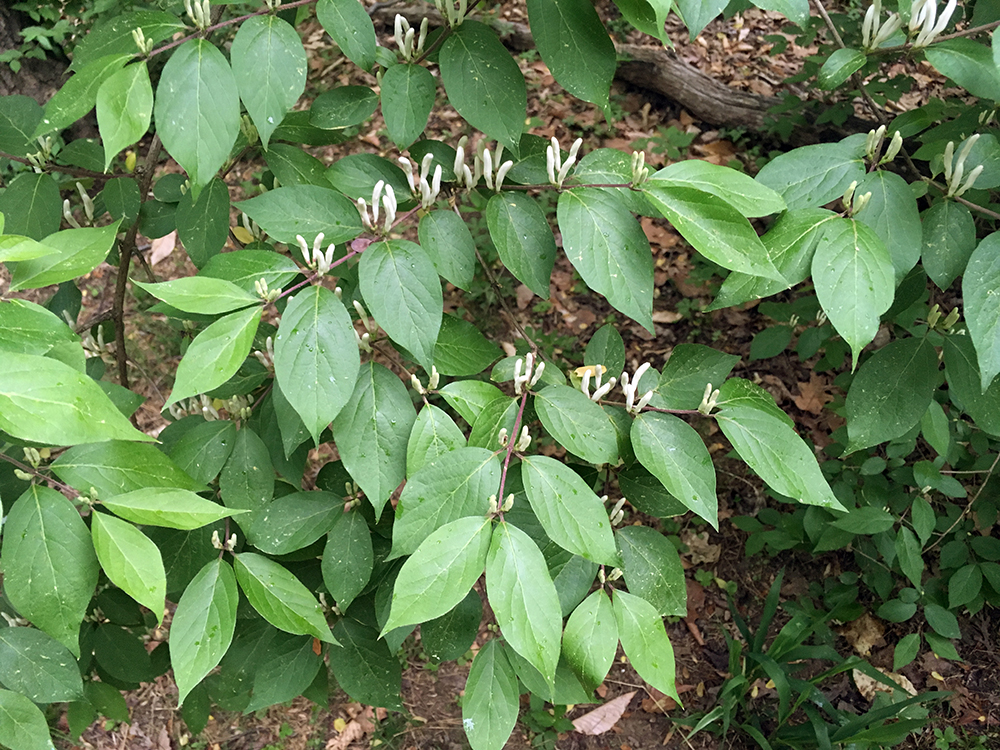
[316,0,377,71]
[856,170,921,282]
[714,379,844,511]
[651,343,739,411]
[818,47,867,89]
[631,412,718,528]
[439,21,526,152]
[35,53,132,137]
[0,298,82,368]
[612,0,671,45]
[463,640,519,750]
[274,285,360,443]
[200,248,301,293]
[811,217,894,368]
[846,337,939,452]
[562,590,617,692]
[755,134,866,210]
[381,63,436,148]
[406,404,466,476]
[616,525,686,617]
[10,222,121,291]
[649,161,786,217]
[331,363,417,519]
[52,441,205,499]
[521,455,619,565]
[1,486,99,657]
[247,491,342,555]
[154,39,240,192]
[233,552,336,643]
[0,173,60,240]
[486,522,563,685]
[964,232,1000,392]
[102,488,245,530]
[559,187,655,331]
[70,10,184,69]
[418,209,477,290]
[91,511,166,624]
[0,689,56,750]
[175,176,231,268]
[534,384,618,465]
[614,589,680,702]
[527,0,616,111]
[231,15,307,149]
[486,192,557,299]
[0,627,84,703]
[439,381,506,425]
[0,353,151,445]
[383,516,492,634]
[134,277,259,315]
[0,234,55,263]
[391,447,500,558]
[921,200,977,290]
[236,184,363,245]
[434,314,503,377]
[322,510,373,611]
[165,306,262,409]
[96,62,153,171]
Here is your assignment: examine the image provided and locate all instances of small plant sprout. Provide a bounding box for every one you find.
[861,0,902,51]
[630,150,650,187]
[579,365,617,402]
[400,153,443,209]
[434,0,467,28]
[211,530,238,552]
[943,135,985,198]
[474,141,514,192]
[409,365,440,394]
[254,277,280,303]
[131,27,154,56]
[183,0,211,30]
[295,233,336,275]
[357,180,398,233]
[909,0,957,47]
[699,382,721,416]
[512,352,545,394]
[393,14,428,62]
[253,335,275,370]
[546,136,583,188]
[620,362,654,415]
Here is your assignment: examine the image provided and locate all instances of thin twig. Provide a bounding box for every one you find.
[925,450,1000,553]
[472,244,541,356]
[0,151,130,181]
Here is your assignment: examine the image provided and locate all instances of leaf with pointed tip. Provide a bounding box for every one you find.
[322,511,372,611]
[463,640,519,750]
[36,53,132,137]
[91,512,166,624]
[649,162,786,218]
[102,488,245,530]
[418,209,476,291]
[562,589,617,692]
[0,689,56,750]
[52,441,205,498]
[236,185,364,246]
[407,404,466,477]
[964,232,1000,391]
[0,627,84,703]
[134,277,259,315]
[248,491,342,555]
[96,62,153,171]
[0,173,61,240]
[10,222,121,291]
[614,589,679,702]
[754,134,866,210]
[922,200,976,290]
[487,192,557,299]
[616,525,686,617]
[316,0,377,71]
[381,64,435,148]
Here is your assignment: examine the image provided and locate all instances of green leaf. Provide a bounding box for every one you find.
[103,488,244,530]
[237,184,363,246]
[463,640,519,750]
[0,235,55,263]
[91,511,166,624]
[649,162,786,218]
[316,0,377,71]
[175,176,231,268]
[949,564,982,609]
[527,0,616,110]
[274,285,360,443]
[616,525,686,617]
[231,15,306,149]
[632,412,718,528]
[381,64,435,148]
[921,200,977,290]
[264,143,330,187]
[439,21,526,152]
[167,419,237,487]
[392,447,500,558]
[329,618,401,709]
[674,0,727,37]
[154,39,240,191]
[925,39,1000,101]
[613,589,680,702]
[134,277,259,315]
[895,527,924,589]
[486,192,557,299]
[521,455,619,565]
[846,337,939,452]
[856,170,921,282]
[383,516,492,633]
[0,689,56,750]
[924,602,961,639]
[439,381,505,425]
[755,134,866,210]
[10,222,121,291]
[618,465,688,518]
[0,173,61,240]
[248,491,342,555]
[562,590,617,692]
[36,53,132,137]
[102,177,141,225]
[321,510,372,610]
[433,314,502,377]
[220,427,275,513]
[418,209,476,290]
[585,325,626,381]
[1,486,99,657]
[715,379,844,511]
[331,363,417,519]
[893,633,921,671]
[812,217,895,368]
[52,441,205,499]
[0,95,43,156]
[558,188,654,329]
[911,495,936,546]
[71,10,184,69]
[422,590,483,661]
[407,404,466,476]
[486,522,562,685]
[200,248,301,293]
[165,306,262,409]
[0,627,84,703]
[360,239,442,370]
[310,86,378,129]
[0,353,151,445]
[818,47,866,89]
[0,299,83,369]
[96,62,153,171]
[234,552,336,643]
[943,334,1000,436]
[642,185,783,282]
[612,0,672,45]
[831,506,895,534]
[326,153,410,201]
[652,343,739,410]
[964,232,1000,391]
[534,384,618,465]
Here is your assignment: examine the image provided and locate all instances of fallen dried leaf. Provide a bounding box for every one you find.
[149,230,177,266]
[852,668,916,701]
[573,692,636,734]
[682,531,721,565]
[838,613,884,657]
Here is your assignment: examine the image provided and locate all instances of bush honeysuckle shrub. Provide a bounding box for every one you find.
[1,0,1000,747]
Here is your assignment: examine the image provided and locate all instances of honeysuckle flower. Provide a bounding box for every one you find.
[410,365,439,394]
[254,277,280,303]
[501,493,514,512]
[862,0,902,50]
[579,364,617,402]
[910,0,957,47]
[882,131,903,163]
[254,335,275,370]
[353,299,378,335]
[357,181,398,233]
[513,352,544,394]
[699,382,720,416]
[514,425,531,452]
[434,0,467,27]
[184,0,210,29]
[498,427,509,447]
[211,530,237,551]
[131,27,154,55]
[393,14,428,61]
[609,497,627,526]
[620,362,653,415]
[944,135,984,197]
[295,233,337,274]
[63,199,81,229]
[399,153,443,208]
[631,150,649,186]
[546,137,583,188]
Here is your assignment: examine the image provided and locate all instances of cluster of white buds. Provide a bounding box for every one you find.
[353,299,377,352]
[620,362,654,415]
[131,27,155,56]
[63,183,95,229]
[861,0,902,51]
[842,180,873,216]
[211,530,238,551]
[237,212,264,243]
[410,365,441,394]
[0,612,29,627]
[25,135,53,172]
[909,0,957,47]
[81,323,115,363]
[598,567,623,584]
[980,109,997,126]
[943,135,984,198]
[630,150,650,187]
[262,0,282,9]
[475,141,514,193]
[865,125,903,165]
[184,0,211,29]
[400,153,443,209]
[240,114,259,146]
[222,394,252,420]
[394,15,428,62]
[452,136,477,188]
[254,278,280,303]
[579,365,617,402]
[357,181,397,233]
[487,493,515,515]
[168,393,222,421]
[254,335,275,370]
[513,352,545,395]
[927,304,960,330]
[699,382,721,416]
[546,136,583,189]
[607,496,627,526]
[296,233,336,275]
[498,425,531,451]
[23,446,47,469]
[434,0,467,27]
